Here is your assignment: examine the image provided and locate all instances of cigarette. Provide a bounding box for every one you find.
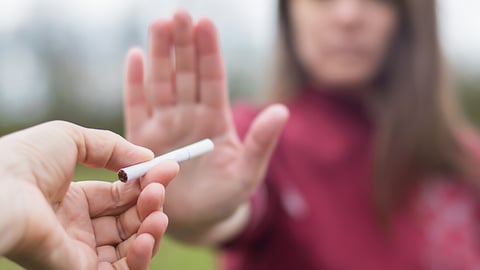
[118,138,214,182]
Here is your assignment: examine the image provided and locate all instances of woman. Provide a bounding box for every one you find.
[122,0,480,269]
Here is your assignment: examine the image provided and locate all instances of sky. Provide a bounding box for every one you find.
[0,0,479,125]
[1,0,479,69]
[437,0,480,73]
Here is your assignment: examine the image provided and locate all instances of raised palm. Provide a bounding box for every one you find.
[123,11,288,241]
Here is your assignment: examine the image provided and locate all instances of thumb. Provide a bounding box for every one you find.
[0,121,154,204]
[241,104,289,190]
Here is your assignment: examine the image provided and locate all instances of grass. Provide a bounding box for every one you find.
[0,166,216,270]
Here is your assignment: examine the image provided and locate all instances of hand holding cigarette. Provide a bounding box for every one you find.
[0,121,178,269]
[118,139,214,182]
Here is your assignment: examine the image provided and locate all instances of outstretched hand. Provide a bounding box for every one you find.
[123,11,289,244]
[0,121,179,270]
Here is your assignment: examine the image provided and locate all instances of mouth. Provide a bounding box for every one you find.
[326,45,370,62]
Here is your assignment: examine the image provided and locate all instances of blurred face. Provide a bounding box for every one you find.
[290,0,398,89]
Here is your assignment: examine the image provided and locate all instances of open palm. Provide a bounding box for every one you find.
[123,11,288,242]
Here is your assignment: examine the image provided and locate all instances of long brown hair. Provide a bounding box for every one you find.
[272,0,472,219]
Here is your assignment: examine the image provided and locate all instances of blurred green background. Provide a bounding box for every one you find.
[0,0,480,269]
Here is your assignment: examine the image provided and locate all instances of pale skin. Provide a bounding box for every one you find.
[123,11,289,244]
[123,0,397,245]
[0,121,179,269]
[291,0,397,89]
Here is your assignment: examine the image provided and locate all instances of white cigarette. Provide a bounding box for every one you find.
[118,139,214,182]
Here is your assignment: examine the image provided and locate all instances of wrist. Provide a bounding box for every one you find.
[168,203,251,246]
[198,203,251,245]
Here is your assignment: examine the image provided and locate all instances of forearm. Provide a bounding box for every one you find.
[167,203,251,246]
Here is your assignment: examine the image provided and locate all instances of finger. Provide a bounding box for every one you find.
[0,121,154,179]
[137,183,165,219]
[78,180,139,217]
[195,18,227,109]
[148,18,175,107]
[98,262,117,270]
[107,211,166,268]
[242,104,289,190]
[97,245,118,264]
[136,211,168,255]
[126,234,155,270]
[97,233,155,270]
[78,162,177,217]
[0,121,155,203]
[92,207,139,246]
[109,211,167,261]
[173,10,197,103]
[107,211,168,261]
[138,160,179,189]
[97,234,137,263]
[124,48,151,133]
[73,125,154,171]
[92,183,165,246]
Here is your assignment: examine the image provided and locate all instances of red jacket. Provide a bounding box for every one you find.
[222,88,480,270]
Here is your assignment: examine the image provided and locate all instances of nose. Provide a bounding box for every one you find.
[331,0,363,27]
